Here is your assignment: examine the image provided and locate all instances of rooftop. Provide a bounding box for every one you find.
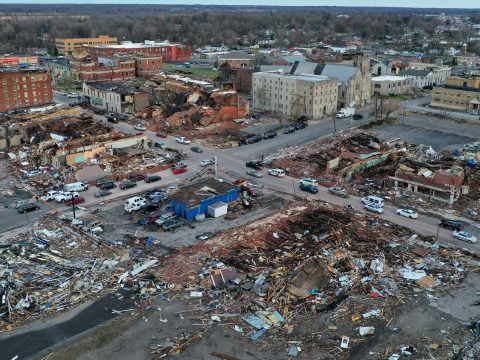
[168,178,239,207]
[0,66,48,74]
[256,70,331,83]
[372,75,408,82]
[85,81,143,95]
[399,69,432,77]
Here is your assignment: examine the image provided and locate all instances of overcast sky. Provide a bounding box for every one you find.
[0,0,478,8]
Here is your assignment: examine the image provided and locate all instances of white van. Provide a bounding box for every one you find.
[124,196,146,212]
[361,195,385,207]
[64,182,88,192]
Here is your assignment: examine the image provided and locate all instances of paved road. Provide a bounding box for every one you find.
[53,91,81,105]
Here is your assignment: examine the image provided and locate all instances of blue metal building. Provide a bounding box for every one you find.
[168,178,240,220]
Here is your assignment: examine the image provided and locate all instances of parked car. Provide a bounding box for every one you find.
[156,132,168,138]
[176,136,191,144]
[439,219,464,231]
[396,208,418,219]
[67,92,79,98]
[149,211,165,222]
[283,126,296,134]
[65,196,85,206]
[453,230,477,243]
[162,219,185,231]
[94,189,112,198]
[200,158,215,167]
[17,203,40,214]
[141,204,159,213]
[263,130,277,139]
[246,160,263,170]
[328,186,349,198]
[268,168,285,177]
[148,191,164,200]
[119,180,137,190]
[42,191,61,202]
[353,114,364,120]
[145,187,165,196]
[364,203,384,214]
[172,167,188,175]
[133,124,146,131]
[300,178,318,187]
[94,109,105,115]
[155,212,177,226]
[99,181,116,190]
[299,183,318,193]
[154,141,167,149]
[118,113,130,121]
[243,134,263,145]
[251,113,260,120]
[191,146,203,153]
[128,172,147,182]
[294,121,308,130]
[145,175,161,183]
[96,178,112,187]
[246,169,263,178]
[151,194,168,205]
[55,192,79,203]
[172,162,187,169]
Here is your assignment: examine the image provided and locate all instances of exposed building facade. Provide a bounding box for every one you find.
[218,52,256,70]
[82,40,192,62]
[372,75,412,96]
[0,68,53,112]
[83,81,149,114]
[252,71,338,120]
[430,76,480,111]
[399,69,433,88]
[407,62,451,85]
[55,35,117,56]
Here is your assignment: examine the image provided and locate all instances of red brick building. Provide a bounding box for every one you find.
[81,41,192,62]
[0,68,53,112]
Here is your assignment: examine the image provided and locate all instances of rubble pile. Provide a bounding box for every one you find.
[0,215,161,328]
[153,200,477,359]
[269,130,387,179]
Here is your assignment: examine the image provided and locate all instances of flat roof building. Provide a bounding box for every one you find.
[55,35,117,56]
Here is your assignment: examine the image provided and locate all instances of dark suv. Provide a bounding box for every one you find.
[439,219,464,231]
[128,172,147,182]
[263,130,277,139]
[246,160,263,170]
[17,203,40,214]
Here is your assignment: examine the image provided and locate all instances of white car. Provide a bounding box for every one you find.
[299,178,317,186]
[176,136,191,144]
[200,158,215,167]
[453,230,477,243]
[67,92,79,98]
[43,191,61,202]
[268,169,285,177]
[364,203,384,214]
[396,208,418,219]
[55,191,79,203]
[124,202,146,213]
[133,124,146,131]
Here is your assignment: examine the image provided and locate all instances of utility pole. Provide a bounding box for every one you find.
[333,115,337,133]
[72,196,76,219]
[214,155,218,180]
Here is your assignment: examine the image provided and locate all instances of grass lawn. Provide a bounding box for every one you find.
[162,63,220,78]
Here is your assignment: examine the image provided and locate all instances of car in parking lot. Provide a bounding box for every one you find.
[172,162,187,169]
[42,191,61,201]
[328,186,349,198]
[154,141,167,149]
[156,132,168,138]
[128,172,147,182]
[396,208,418,219]
[176,136,191,144]
[162,218,185,231]
[154,212,177,226]
[133,124,146,131]
[55,191,79,203]
[283,126,296,134]
[119,180,137,190]
[65,196,85,206]
[246,160,263,170]
[268,168,285,177]
[453,230,477,243]
[200,158,215,167]
[364,203,384,214]
[439,219,464,231]
[149,211,165,222]
[17,203,40,214]
[191,146,203,153]
[99,181,116,190]
[151,194,168,205]
[172,167,188,175]
[94,189,112,198]
[145,175,161,183]
[246,169,263,178]
[299,183,318,193]
[263,130,277,139]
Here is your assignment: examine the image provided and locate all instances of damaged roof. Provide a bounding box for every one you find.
[169,178,239,207]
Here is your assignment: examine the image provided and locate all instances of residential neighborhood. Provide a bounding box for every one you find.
[0,3,480,360]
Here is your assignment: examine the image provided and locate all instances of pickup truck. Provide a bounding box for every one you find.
[328,186,349,198]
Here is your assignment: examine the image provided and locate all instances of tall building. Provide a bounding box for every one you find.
[0,68,53,112]
[81,40,192,62]
[252,71,338,120]
[55,35,117,56]
[431,76,480,112]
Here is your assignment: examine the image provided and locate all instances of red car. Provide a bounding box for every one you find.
[172,167,188,175]
[156,132,168,138]
[149,211,164,222]
[128,172,147,182]
[65,196,85,206]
